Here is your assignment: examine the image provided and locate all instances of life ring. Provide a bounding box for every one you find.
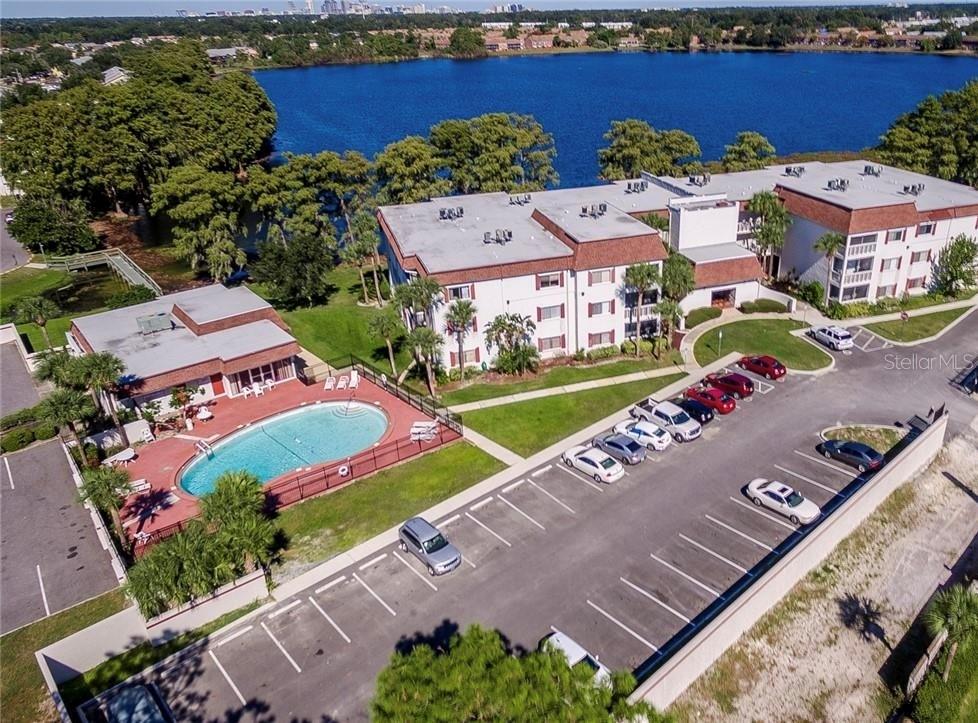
[338,465,350,477]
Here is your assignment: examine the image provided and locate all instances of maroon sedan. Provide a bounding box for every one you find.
[705,372,755,399]
[738,355,787,380]
[684,385,736,414]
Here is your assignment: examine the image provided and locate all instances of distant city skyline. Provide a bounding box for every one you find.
[4,0,974,19]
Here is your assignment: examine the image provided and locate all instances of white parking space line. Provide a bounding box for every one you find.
[649,553,720,597]
[502,479,525,493]
[315,575,346,595]
[728,496,797,531]
[532,465,552,477]
[463,555,477,569]
[464,512,512,547]
[308,596,351,644]
[209,650,246,706]
[470,496,494,511]
[527,479,575,514]
[353,572,397,617]
[358,553,387,571]
[793,449,853,476]
[620,577,691,624]
[36,565,51,616]
[705,514,774,552]
[586,599,658,651]
[679,534,749,574]
[438,514,461,527]
[4,456,13,489]
[393,550,438,591]
[557,464,603,492]
[216,625,253,647]
[260,622,302,673]
[775,465,841,495]
[497,494,546,531]
[268,599,303,619]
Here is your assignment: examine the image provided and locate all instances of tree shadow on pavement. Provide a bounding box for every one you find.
[837,592,892,651]
[943,471,978,506]
[394,618,460,655]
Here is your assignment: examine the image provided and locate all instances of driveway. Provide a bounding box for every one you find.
[103,314,978,721]
[0,341,39,416]
[0,211,29,274]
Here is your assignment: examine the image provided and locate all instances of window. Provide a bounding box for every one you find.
[537,273,562,289]
[876,284,897,298]
[588,331,614,346]
[539,304,562,321]
[538,335,564,352]
[841,285,869,301]
[588,269,613,285]
[916,222,936,236]
[907,276,926,289]
[849,233,877,246]
[910,251,929,264]
[448,285,472,300]
[588,300,615,316]
[462,349,479,364]
[880,257,899,271]
[845,258,873,272]
[885,229,905,244]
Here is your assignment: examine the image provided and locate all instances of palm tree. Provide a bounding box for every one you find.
[368,306,405,375]
[406,326,444,395]
[394,276,442,328]
[923,584,978,681]
[220,514,276,573]
[15,296,61,350]
[77,352,129,446]
[201,471,266,528]
[34,349,81,389]
[445,299,477,378]
[484,313,537,376]
[38,388,94,453]
[340,236,374,304]
[348,209,385,305]
[653,298,682,355]
[747,191,791,276]
[624,263,661,355]
[80,466,132,547]
[814,232,847,306]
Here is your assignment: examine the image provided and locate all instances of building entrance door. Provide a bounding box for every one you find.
[711,288,736,308]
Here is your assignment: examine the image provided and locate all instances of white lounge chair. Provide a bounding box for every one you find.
[336,376,349,390]
[411,428,437,442]
[349,369,360,390]
[252,383,265,397]
[323,376,336,390]
[127,478,151,495]
[411,421,438,432]
[140,427,155,443]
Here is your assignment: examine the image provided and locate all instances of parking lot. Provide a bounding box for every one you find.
[115,312,978,722]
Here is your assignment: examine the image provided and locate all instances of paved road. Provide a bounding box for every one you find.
[0,211,29,274]
[1,342,40,416]
[0,439,120,633]
[117,315,978,722]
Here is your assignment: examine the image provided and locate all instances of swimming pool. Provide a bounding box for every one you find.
[179,402,389,497]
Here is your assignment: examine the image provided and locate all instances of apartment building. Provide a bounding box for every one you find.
[653,160,978,304]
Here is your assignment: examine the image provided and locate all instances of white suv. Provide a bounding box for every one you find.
[810,325,854,351]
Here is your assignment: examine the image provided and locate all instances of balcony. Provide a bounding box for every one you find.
[831,269,874,286]
[846,242,877,257]
[626,304,658,323]
[737,219,760,235]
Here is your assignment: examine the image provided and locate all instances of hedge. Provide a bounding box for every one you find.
[0,404,41,432]
[740,299,788,314]
[586,345,620,361]
[619,340,656,356]
[0,427,35,453]
[685,307,721,328]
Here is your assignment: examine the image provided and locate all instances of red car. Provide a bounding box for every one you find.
[684,385,736,414]
[737,355,786,380]
[704,372,755,399]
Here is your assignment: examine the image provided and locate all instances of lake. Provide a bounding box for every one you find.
[255,51,977,188]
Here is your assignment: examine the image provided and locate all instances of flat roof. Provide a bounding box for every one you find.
[681,242,756,264]
[658,160,978,212]
[72,285,292,379]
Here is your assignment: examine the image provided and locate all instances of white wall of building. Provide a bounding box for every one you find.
[669,198,739,252]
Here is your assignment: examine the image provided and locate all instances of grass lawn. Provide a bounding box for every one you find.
[0,267,71,318]
[693,319,831,371]
[914,632,978,723]
[462,373,685,457]
[824,425,906,453]
[275,441,505,565]
[0,590,129,723]
[253,264,411,374]
[865,307,971,343]
[58,601,260,713]
[441,351,684,406]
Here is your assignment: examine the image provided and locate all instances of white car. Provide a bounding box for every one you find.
[613,419,672,451]
[745,478,821,525]
[540,629,611,685]
[561,445,625,484]
[809,325,854,351]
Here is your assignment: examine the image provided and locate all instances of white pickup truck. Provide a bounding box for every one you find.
[629,397,702,443]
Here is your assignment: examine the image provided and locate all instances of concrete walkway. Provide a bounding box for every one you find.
[446,363,686,414]
[462,427,525,465]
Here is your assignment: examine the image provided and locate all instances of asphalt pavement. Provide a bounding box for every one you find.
[0,211,29,274]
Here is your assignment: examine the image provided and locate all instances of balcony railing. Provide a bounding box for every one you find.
[846,242,877,257]
[831,269,874,286]
[626,304,658,323]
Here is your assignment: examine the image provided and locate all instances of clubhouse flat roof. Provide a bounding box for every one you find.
[72,285,295,379]
[656,160,978,212]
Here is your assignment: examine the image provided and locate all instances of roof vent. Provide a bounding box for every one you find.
[137,312,173,335]
[827,178,849,192]
[785,165,806,177]
[863,164,882,177]
[439,206,464,221]
[908,183,925,196]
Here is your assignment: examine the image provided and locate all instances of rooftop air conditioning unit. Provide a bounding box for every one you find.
[483,231,492,244]
[506,229,513,241]
[640,180,648,191]
[581,205,588,216]
[598,203,608,214]
[439,208,448,220]
[904,185,911,194]
[456,206,464,217]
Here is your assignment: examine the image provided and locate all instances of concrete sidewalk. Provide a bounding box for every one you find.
[446,363,686,414]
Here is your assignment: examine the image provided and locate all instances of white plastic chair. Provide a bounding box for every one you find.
[323,376,336,390]
[336,376,349,390]
[140,427,155,443]
[252,383,265,397]
[241,386,253,399]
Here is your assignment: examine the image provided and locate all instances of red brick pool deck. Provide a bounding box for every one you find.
[120,377,458,549]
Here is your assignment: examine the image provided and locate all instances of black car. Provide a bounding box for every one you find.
[817,439,884,473]
[675,397,714,425]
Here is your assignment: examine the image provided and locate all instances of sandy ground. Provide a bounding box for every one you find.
[673,416,978,723]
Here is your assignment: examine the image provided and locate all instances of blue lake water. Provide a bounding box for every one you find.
[179,402,388,496]
[256,51,976,188]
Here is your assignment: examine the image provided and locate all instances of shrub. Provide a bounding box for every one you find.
[913,633,978,723]
[685,307,721,328]
[796,280,825,308]
[619,339,656,356]
[32,422,58,440]
[0,404,41,431]
[825,300,846,319]
[870,296,902,314]
[0,426,35,453]
[107,286,156,309]
[585,345,619,361]
[740,299,787,314]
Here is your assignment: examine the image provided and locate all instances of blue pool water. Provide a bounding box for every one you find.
[179,402,389,497]
[255,52,977,188]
